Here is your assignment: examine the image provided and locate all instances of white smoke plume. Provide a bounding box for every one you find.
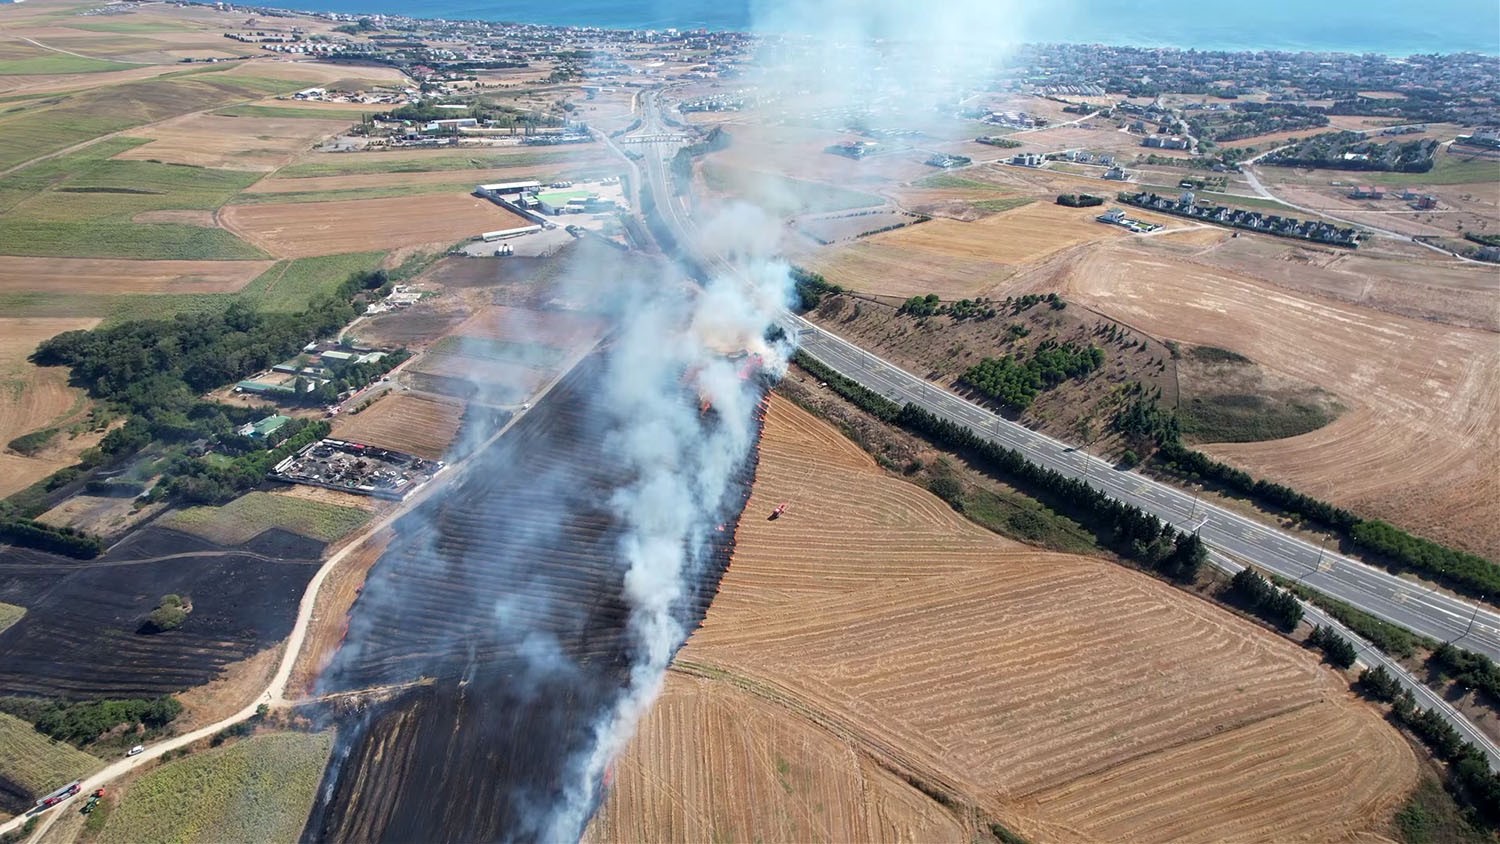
[544,200,792,840]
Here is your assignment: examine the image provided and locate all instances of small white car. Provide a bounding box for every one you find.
[126,745,144,757]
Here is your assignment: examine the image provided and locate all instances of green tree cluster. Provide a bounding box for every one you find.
[1430,642,1500,702]
[33,696,182,747]
[959,340,1104,411]
[1223,567,1303,631]
[144,594,189,633]
[1306,624,1358,668]
[788,266,842,311]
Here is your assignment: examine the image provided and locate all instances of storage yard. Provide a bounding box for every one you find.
[270,439,442,501]
[589,397,1419,843]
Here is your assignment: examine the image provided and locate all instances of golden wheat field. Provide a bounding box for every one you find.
[588,396,1418,844]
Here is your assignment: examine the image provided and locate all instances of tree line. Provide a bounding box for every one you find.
[1357,667,1500,826]
[1118,393,1500,602]
[794,351,1205,584]
[1222,567,1304,632]
[22,696,182,749]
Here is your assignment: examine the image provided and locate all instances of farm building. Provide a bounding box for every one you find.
[239,414,292,439]
[236,379,295,397]
[536,189,615,215]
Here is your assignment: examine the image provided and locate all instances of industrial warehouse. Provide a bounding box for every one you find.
[270,438,443,500]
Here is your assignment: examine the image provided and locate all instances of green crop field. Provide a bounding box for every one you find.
[159,491,370,546]
[239,252,385,311]
[276,149,580,178]
[973,196,1035,213]
[227,182,475,206]
[0,71,324,172]
[0,711,102,798]
[0,219,265,260]
[0,55,138,76]
[0,602,24,636]
[916,173,1002,190]
[214,104,364,121]
[0,139,268,260]
[702,163,883,216]
[64,19,202,34]
[96,731,332,844]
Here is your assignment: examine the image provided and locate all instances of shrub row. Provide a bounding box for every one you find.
[0,519,105,559]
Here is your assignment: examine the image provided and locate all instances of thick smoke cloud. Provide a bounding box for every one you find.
[544,201,792,840]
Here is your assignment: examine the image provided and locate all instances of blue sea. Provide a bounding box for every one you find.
[286,0,1499,55]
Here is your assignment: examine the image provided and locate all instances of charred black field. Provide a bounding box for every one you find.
[301,353,764,843]
[0,527,321,699]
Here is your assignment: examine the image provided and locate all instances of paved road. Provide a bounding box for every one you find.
[624,89,1500,770]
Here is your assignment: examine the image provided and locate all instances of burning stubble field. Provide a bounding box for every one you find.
[302,356,762,843]
[589,397,1418,843]
[1053,239,1500,559]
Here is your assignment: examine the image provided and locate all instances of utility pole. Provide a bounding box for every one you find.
[1447,595,1483,646]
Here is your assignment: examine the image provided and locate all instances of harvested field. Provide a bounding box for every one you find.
[114,112,351,171]
[452,304,607,351]
[801,201,1145,299]
[0,256,272,296]
[587,677,967,844]
[95,731,333,844]
[219,194,524,258]
[595,396,1418,843]
[35,495,166,540]
[1058,241,1500,558]
[0,317,100,498]
[0,527,323,699]
[0,712,102,812]
[331,392,464,461]
[157,491,371,546]
[0,603,21,636]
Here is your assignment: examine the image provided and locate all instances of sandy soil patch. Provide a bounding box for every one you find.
[115,112,351,171]
[286,528,393,699]
[218,194,524,258]
[1060,241,1500,558]
[0,317,103,497]
[0,256,272,296]
[175,644,283,731]
[36,494,166,537]
[595,396,1418,842]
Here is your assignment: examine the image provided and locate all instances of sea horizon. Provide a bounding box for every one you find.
[265,0,1499,56]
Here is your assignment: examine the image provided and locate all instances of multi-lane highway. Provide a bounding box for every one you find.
[792,323,1500,662]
